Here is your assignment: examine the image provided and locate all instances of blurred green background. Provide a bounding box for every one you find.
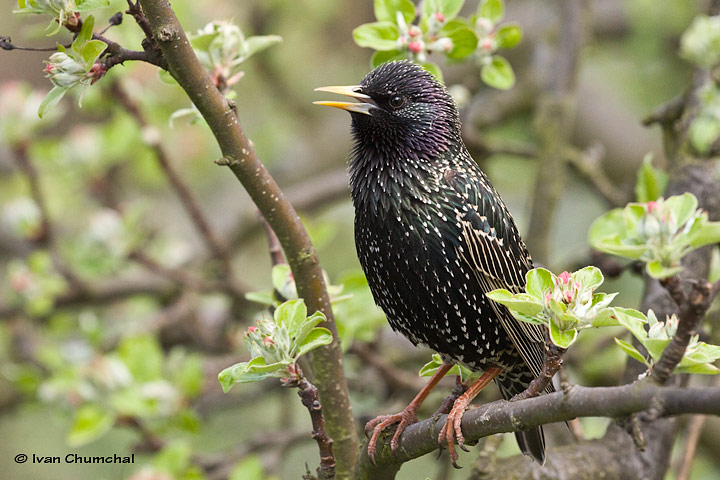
[0,1,718,479]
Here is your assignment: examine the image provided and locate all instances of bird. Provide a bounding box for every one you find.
[314,61,549,467]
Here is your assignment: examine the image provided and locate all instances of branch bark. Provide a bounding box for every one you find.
[353,383,720,479]
[135,2,357,477]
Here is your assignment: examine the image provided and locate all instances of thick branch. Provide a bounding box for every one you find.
[135,1,357,476]
[354,383,720,478]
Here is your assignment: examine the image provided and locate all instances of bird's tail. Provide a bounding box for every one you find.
[495,370,549,465]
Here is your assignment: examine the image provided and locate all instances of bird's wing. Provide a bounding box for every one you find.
[441,167,546,379]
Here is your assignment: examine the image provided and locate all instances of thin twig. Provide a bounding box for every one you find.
[259,213,285,267]
[284,372,336,480]
[651,277,715,384]
[512,338,566,401]
[675,413,707,480]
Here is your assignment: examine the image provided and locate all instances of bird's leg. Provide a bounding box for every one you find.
[366,362,452,464]
[438,365,503,468]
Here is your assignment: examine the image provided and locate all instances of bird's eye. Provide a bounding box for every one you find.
[388,95,406,110]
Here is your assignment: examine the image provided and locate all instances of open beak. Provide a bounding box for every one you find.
[313,85,375,116]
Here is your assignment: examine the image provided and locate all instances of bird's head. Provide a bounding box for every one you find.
[314,61,460,161]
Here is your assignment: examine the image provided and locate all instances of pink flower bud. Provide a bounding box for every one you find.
[435,13,445,23]
[545,293,552,304]
[647,201,658,213]
[246,326,258,335]
[481,38,493,51]
[557,271,571,285]
[408,41,423,54]
[564,291,574,303]
[409,26,421,37]
[263,336,274,346]
[44,64,55,74]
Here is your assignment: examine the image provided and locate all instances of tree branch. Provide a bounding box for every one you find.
[354,383,720,478]
[135,2,357,476]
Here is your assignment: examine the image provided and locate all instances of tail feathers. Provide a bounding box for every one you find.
[495,371,548,464]
[515,427,546,464]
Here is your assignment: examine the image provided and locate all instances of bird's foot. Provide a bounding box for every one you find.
[365,408,418,464]
[437,393,473,468]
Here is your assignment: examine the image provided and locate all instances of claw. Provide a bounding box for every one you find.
[366,409,418,464]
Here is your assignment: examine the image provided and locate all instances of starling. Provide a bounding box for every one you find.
[315,61,549,466]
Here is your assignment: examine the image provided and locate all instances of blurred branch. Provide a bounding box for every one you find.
[676,413,707,480]
[349,343,426,393]
[229,168,349,247]
[0,276,176,318]
[11,143,85,289]
[109,81,242,295]
[526,0,588,263]
[135,2,358,477]
[354,383,720,479]
[564,143,628,208]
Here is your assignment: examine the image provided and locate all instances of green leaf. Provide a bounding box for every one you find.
[271,264,296,299]
[38,86,68,118]
[246,356,291,374]
[375,0,416,24]
[635,153,668,202]
[420,62,444,83]
[75,16,95,49]
[690,221,720,248]
[709,246,720,283]
[613,307,648,341]
[614,338,649,365]
[244,35,282,58]
[525,268,554,300]
[447,27,478,59]
[67,404,117,447]
[509,310,547,325]
[372,49,407,67]
[478,0,504,24]
[590,307,620,327]
[75,0,111,11]
[572,266,604,290]
[486,289,543,317]
[244,290,276,306]
[548,322,577,349]
[118,335,163,381]
[666,193,699,228]
[675,362,720,375]
[218,362,272,391]
[296,327,333,357]
[353,22,400,51]
[421,0,465,21]
[644,338,672,362]
[274,298,307,335]
[294,311,326,346]
[495,24,522,49]
[81,40,108,67]
[481,55,515,90]
[418,353,445,377]
[645,260,683,280]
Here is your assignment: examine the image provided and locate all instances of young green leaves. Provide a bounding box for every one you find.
[614,309,720,375]
[39,16,107,117]
[589,193,720,279]
[353,0,520,88]
[218,299,332,391]
[487,266,619,348]
[14,0,109,35]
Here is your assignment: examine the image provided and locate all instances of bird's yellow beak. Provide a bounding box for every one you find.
[313,85,375,116]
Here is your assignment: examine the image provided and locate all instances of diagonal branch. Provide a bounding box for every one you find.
[135,1,358,477]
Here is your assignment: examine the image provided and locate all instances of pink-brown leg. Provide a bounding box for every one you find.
[366,363,452,464]
[438,366,503,468]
